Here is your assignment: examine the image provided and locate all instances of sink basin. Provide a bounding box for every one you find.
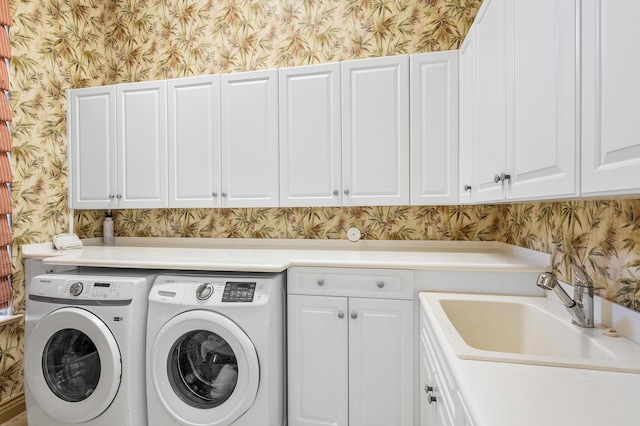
[420,292,640,373]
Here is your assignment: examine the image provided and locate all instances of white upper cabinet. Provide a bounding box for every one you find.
[410,51,459,205]
[342,56,410,206]
[470,0,578,203]
[505,0,577,201]
[220,69,279,207]
[582,0,640,196]
[168,75,221,208]
[279,63,342,207]
[458,30,475,205]
[472,0,507,203]
[116,81,168,209]
[68,81,168,209]
[68,86,117,209]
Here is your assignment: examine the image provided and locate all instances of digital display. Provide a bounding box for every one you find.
[222,282,256,302]
[94,282,111,288]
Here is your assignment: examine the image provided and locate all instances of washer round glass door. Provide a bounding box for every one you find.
[24,307,121,423]
[151,310,259,426]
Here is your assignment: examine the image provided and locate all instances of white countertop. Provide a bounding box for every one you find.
[22,237,550,272]
[420,293,640,426]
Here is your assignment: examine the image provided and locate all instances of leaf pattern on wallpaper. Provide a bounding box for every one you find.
[501,200,640,312]
[5,0,640,404]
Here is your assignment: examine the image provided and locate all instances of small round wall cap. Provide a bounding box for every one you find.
[347,227,361,242]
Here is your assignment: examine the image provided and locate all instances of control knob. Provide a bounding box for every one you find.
[69,282,84,296]
[196,283,214,300]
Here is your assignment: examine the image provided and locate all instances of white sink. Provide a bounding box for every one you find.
[420,292,640,373]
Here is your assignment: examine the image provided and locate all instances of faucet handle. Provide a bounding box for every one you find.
[569,263,593,287]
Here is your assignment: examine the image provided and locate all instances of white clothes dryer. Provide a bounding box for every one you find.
[24,268,159,426]
[146,272,285,426]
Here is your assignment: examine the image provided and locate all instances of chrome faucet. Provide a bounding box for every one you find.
[536,263,594,328]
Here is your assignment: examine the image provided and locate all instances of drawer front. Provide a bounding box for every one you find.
[421,309,459,422]
[288,267,414,299]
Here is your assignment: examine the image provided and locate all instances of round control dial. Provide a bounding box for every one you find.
[196,283,214,300]
[69,281,84,296]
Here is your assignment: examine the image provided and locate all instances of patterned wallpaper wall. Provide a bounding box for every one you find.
[2,0,640,405]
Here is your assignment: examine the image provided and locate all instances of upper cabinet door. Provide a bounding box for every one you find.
[279,63,342,207]
[472,0,507,203]
[116,81,168,208]
[582,0,640,196]
[410,51,459,206]
[342,56,410,206]
[505,0,578,201]
[458,30,475,205]
[68,86,117,209]
[168,75,221,208]
[221,70,279,207]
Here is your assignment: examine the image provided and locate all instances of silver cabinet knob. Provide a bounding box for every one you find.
[494,172,511,183]
[108,194,115,200]
[338,312,344,319]
[333,190,339,196]
[344,189,350,195]
[428,394,437,404]
[317,279,325,286]
[425,385,434,393]
[464,184,472,192]
[221,192,227,197]
[212,192,218,197]
[351,312,358,319]
[376,281,384,288]
[116,194,122,199]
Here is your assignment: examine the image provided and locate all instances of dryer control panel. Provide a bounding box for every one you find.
[29,269,159,302]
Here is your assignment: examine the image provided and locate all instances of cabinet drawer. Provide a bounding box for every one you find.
[287,267,413,299]
[422,309,457,393]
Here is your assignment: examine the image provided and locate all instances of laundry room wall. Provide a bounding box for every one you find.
[5,0,640,411]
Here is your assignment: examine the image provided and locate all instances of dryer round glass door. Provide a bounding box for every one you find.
[24,307,122,423]
[151,310,259,426]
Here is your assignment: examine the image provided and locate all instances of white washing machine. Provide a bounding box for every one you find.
[146,272,285,426]
[24,268,159,425]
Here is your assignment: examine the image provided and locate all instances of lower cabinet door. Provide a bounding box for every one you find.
[288,295,349,426]
[348,298,414,426]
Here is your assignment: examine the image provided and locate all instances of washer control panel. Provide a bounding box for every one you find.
[222,282,256,302]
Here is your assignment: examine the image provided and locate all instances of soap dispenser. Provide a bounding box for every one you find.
[103,210,114,245]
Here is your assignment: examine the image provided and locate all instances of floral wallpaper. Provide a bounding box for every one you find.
[1,0,639,409]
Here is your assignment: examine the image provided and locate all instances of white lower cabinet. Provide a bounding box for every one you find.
[287,268,414,426]
[420,302,474,426]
